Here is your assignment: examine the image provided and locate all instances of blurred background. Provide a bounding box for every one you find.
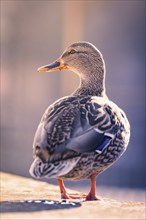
[1,1,145,200]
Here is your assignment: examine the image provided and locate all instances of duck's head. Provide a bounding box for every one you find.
[37,42,105,82]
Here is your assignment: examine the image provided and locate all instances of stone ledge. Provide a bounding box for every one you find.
[0,172,145,220]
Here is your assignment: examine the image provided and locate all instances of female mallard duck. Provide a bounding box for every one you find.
[29,42,130,200]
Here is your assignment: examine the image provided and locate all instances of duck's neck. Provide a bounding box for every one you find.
[73,74,106,97]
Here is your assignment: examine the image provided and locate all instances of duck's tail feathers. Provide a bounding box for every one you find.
[29,157,80,179]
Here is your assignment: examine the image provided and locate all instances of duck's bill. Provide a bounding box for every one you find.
[37,60,68,72]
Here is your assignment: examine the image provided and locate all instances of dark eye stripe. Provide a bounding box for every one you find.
[70,49,76,54]
[62,50,88,58]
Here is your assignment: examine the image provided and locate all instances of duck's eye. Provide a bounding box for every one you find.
[69,49,76,54]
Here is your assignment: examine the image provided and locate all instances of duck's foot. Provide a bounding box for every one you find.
[85,174,100,200]
[61,191,99,200]
[58,175,100,201]
[58,179,81,199]
[85,192,100,201]
[61,192,84,200]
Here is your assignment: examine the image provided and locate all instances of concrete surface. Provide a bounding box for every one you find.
[0,172,145,220]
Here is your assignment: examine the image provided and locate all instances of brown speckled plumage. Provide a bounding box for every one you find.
[29,42,130,200]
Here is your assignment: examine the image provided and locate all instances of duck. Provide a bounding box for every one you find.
[29,41,130,200]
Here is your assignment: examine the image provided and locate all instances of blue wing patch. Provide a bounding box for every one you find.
[95,136,111,154]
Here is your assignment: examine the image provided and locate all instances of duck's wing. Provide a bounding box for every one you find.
[33,96,119,157]
[64,127,114,154]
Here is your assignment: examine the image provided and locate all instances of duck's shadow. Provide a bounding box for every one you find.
[0,199,82,213]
